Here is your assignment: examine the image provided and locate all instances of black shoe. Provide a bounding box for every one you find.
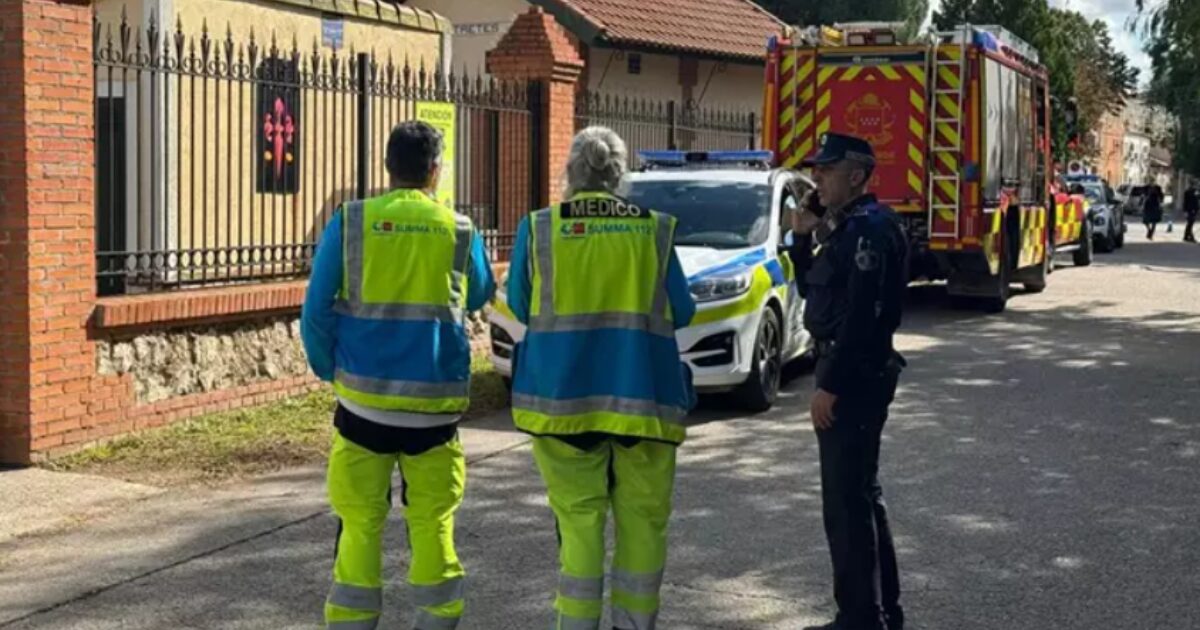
[804,619,887,630]
[886,607,905,630]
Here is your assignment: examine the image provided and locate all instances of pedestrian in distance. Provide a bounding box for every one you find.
[506,126,697,630]
[1143,181,1165,240]
[1183,182,1198,243]
[788,133,909,630]
[301,121,496,630]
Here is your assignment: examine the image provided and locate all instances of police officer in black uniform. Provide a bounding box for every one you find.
[789,133,908,630]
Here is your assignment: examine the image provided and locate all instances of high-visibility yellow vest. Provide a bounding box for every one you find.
[512,192,688,443]
[333,189,475,413]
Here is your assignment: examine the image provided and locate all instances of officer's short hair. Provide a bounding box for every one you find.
[385,121,444,185]
[848,159,874,185]
[565,126,628,197]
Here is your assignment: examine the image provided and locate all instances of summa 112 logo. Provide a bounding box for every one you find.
[561,222,587,238]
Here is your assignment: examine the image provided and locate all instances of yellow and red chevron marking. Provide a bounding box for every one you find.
[981,205,1005,276]
[1055,196,1084,245]
[929,45,964,239]
[1019,205,1047,267]
[779,51,816,169]
[776,49,797,161]
[810,63,927,179]
[904,65,928,204]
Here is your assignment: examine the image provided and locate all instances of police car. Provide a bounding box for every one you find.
[488,150,815,412]
[1065,174,1126,252]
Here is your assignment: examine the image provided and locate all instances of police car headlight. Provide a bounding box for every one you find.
[690,271,753,303]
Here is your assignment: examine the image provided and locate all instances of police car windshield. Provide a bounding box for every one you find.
[624,180,771,249]
[1079,184,1105,203]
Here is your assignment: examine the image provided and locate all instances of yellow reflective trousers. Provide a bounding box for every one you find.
[532,436,677,630]
[325,433,466,629]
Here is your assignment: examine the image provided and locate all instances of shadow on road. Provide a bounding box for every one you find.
[1100,238,1200,273]
[3,248,1199,629]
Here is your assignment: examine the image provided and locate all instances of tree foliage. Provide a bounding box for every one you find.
[1138,0,1200,175]
[752,0,929,33]
[933,0,1138,161]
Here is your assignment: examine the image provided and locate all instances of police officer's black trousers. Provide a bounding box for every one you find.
[816,371,901,630]
[1185,213,1196,242]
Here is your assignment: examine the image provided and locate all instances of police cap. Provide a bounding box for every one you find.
[802,132,876,168]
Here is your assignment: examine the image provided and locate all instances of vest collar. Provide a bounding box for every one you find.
[379,188,436,204]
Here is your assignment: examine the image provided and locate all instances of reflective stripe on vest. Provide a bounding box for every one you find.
[335,199,474,320]
[332,194,474,413]
[528,206,675,337]
[511,393,687,423]
[336,369,469,400]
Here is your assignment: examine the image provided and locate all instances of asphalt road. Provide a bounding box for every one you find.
[2,230,1198,629]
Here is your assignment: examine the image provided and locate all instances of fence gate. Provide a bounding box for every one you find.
[94,13,540,295]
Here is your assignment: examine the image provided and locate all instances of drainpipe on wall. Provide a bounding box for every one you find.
[440,28,452,86]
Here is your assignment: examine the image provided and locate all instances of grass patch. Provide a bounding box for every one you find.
[47,358,511,486]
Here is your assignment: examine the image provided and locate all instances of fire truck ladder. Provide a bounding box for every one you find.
[928,27,970,240]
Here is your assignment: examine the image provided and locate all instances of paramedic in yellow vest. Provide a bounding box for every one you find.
[507,126,697,630]
[301,121,495,630]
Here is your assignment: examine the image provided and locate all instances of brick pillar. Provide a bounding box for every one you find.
[486,7,584,206]
[0,0,94,464]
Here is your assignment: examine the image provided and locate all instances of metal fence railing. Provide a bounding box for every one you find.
[575,91,759,169]
[94,12,538,295]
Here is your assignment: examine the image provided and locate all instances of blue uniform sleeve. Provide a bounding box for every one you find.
[466,231,496,312]
[665,250,695,329]
[301,213,343,382]
[507,217,533,324]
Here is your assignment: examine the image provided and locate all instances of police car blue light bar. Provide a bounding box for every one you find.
[638,150,774,166]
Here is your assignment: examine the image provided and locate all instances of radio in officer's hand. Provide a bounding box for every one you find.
[791,189,825,236]
[803,189,827,217]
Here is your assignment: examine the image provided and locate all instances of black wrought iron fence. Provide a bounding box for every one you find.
[94,12,537,295]
[575,92,759,170]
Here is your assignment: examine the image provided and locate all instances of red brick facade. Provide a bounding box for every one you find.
[487,7,585,207]
[0,3,580,464]
[0,0,320,464]
[0,0,34,464]
[0,0,102,463]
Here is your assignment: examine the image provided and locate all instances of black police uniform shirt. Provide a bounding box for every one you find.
[789,194,907,396]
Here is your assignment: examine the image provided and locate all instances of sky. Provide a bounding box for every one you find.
[923,0,1155,87]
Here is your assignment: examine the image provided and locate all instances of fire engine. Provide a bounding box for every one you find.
[763,24,1090,312]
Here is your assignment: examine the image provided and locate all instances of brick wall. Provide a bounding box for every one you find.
[21,0,99,460]
[0,1,549,464]
[0,0,324,464]
[487,7,584,208]
[0,1,33,463]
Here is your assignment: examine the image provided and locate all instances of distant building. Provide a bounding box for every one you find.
[409,0,786,112]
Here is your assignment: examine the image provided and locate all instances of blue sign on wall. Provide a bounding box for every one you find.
[322,16,344,50]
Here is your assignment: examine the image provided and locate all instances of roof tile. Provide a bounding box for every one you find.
[556,0,784,60]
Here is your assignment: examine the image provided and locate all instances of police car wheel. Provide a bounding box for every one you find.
[735,307,783,412]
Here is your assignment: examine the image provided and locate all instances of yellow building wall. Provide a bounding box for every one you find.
[95,0,448,283]
[410,0,527,75]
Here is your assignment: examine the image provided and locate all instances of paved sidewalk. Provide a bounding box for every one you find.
[0,468,161,544]
[2,234,1199,629]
